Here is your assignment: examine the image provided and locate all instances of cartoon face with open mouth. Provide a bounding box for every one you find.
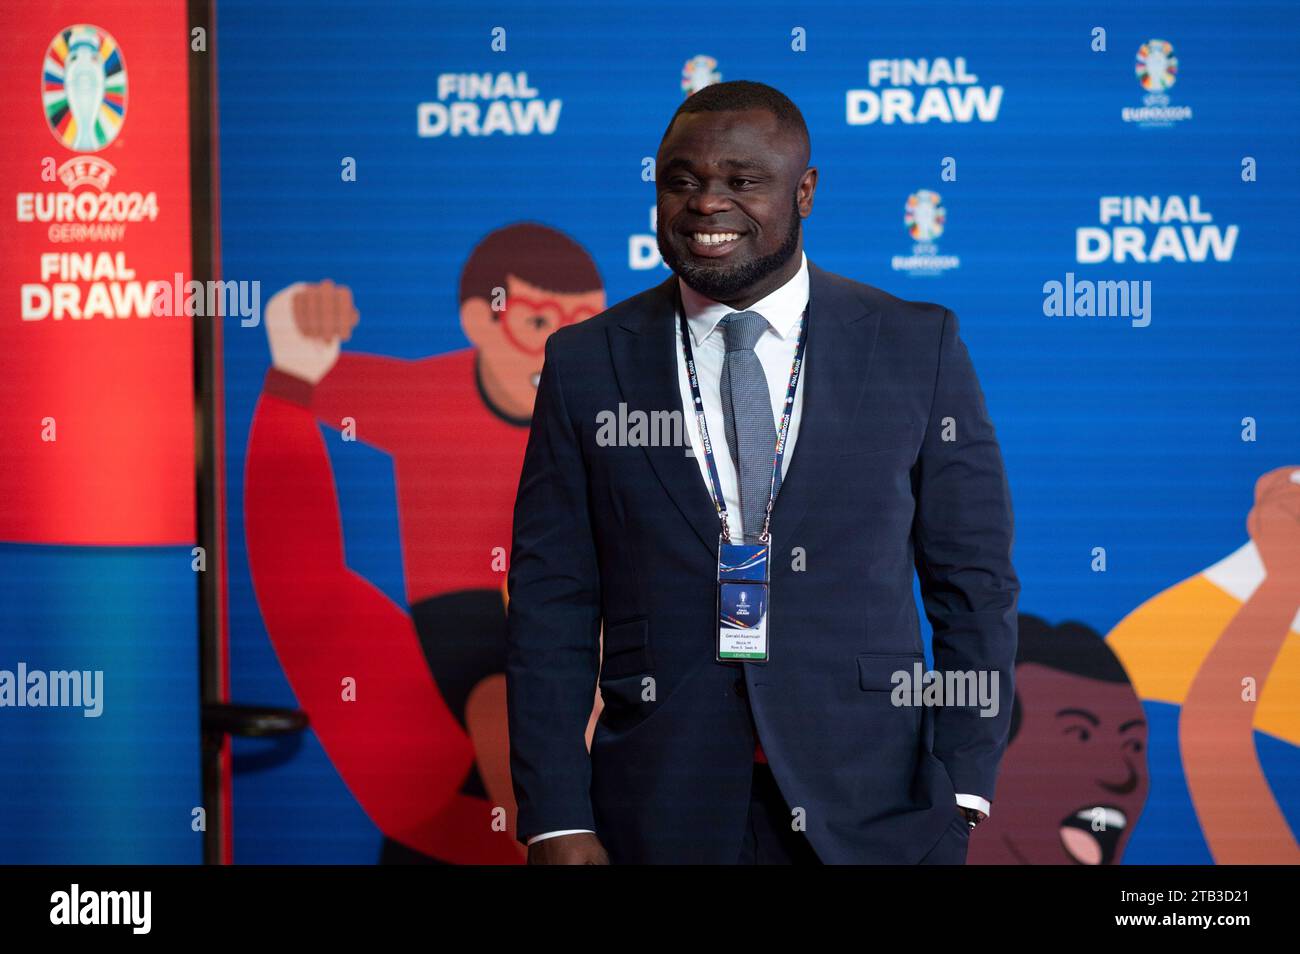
[1035,673,1147,865]
[1058,803,1129,865]
[968,619,1149,866]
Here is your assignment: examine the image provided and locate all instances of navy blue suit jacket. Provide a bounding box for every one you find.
[506,261,1019,863]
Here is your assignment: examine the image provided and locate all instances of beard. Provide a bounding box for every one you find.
[658,189,802,301]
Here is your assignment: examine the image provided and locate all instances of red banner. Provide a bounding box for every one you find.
[0,1,194,545]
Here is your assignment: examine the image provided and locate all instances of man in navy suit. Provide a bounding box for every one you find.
[506,80,1019,864]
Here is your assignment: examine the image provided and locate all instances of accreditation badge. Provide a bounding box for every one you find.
[717,541,770,662]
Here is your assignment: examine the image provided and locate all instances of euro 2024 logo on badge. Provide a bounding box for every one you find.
[1124,38,1192,127]
[43,24,127,153]
[893,190,960,277]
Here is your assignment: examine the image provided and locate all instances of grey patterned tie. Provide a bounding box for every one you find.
[719,311,777,543]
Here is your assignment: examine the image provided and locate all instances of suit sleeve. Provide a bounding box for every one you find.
[912,308,1019,803]
[505,332,603,843]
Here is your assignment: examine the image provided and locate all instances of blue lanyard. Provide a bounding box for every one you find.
[676,288,809,544]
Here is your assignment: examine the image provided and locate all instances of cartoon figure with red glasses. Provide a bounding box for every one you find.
[244,223,605,863]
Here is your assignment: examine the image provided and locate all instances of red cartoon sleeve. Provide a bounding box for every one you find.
[265,352,427,452]
[244,376,477,855]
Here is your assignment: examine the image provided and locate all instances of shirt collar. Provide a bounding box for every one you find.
[678,250,809,347]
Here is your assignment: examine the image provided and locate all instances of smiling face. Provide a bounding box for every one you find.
[655,107,816,308]
[976,663,1149,865]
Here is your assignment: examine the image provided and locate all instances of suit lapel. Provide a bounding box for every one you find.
[768,261,881,545]
[608,276,722,558]
[605,262,881,559]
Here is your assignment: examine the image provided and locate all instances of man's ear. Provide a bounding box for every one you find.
[798,167,818,217]
[461,297,496,348]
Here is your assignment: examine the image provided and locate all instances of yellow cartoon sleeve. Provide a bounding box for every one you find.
[1106,574,1300,746]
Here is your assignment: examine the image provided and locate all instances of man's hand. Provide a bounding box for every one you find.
[264,279,360,383]
[527,832,610,865]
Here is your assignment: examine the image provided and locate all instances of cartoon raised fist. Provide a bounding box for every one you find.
[1247,466,1300,586]
[264,279,360,383]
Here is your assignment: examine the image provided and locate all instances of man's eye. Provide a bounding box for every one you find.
[529,315,547,330]
[732,178,756,188]
[1064,725,1091,741]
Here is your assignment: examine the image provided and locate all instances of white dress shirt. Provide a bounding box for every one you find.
[528,251,986,847]
[677,251,810,544]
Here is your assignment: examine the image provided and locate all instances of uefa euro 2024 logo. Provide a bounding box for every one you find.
[1125,38,1190,127]
[42,24,128,153]
[1135,39,1177,93]
[905,190,946,243]
[893,190,959,276]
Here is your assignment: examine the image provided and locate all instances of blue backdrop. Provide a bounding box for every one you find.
[216,0,1300,863]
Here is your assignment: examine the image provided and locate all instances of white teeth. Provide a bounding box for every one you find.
[1075,807,1127,829]
[531,373,541,387]
[692,232,740,245]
